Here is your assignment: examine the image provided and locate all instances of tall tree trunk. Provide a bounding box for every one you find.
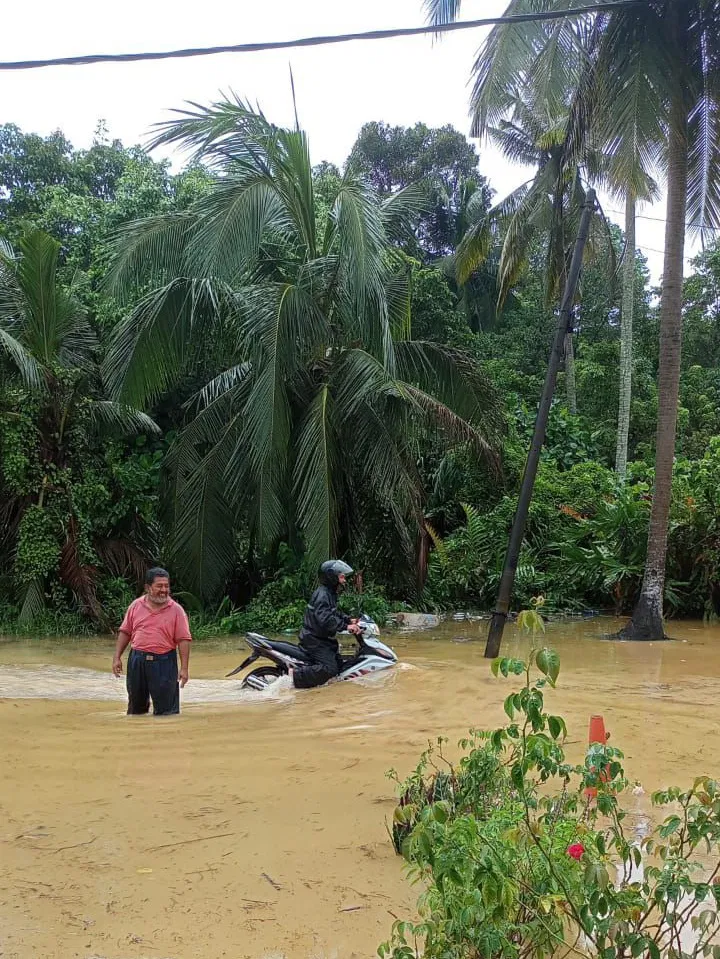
[619,83,688,640]
[485,191,597,659]
[564,332,577,414]
[615,191,636,479]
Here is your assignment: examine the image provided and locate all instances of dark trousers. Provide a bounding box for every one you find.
[293,635,343,689]
[127,648,180,715]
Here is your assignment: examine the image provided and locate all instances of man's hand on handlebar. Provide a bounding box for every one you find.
[348,619,362,636]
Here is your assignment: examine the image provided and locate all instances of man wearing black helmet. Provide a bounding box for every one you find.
[291,559,361,689]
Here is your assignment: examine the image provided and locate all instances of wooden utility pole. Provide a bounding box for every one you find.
[484,189,597,659]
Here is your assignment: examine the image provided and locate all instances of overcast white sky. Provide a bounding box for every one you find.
[2,0,699,281]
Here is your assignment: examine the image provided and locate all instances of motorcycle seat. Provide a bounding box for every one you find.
[265,639,312,662]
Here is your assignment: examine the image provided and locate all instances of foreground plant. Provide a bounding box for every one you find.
[381,611,720,958]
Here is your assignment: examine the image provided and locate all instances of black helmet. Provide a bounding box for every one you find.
[319,559,354,588]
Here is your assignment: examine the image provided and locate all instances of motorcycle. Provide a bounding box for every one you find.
[226,614,398,689]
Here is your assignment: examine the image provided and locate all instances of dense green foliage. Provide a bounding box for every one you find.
[1,106,719,634]
[381,626,720,958]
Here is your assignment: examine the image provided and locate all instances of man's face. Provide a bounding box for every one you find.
[338,573,347,586]
[146,576,170,605]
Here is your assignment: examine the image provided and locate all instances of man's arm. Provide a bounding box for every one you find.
[177,640,190,688]
[175,605,192,688]
[112,631,131,676]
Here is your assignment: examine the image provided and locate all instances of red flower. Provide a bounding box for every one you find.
[567,843,585,861]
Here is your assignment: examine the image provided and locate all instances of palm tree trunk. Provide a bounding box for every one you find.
[619,84,688,640]
[564,332,577,414]
[615,191,636,479]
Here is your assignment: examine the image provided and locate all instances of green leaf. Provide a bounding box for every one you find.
[548,715,563,740]
[511,763,525,790]
[585,861,610,890]
[659,816,682,838]
[535,647,560,686]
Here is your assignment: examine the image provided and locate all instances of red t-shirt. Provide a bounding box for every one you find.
[120,597,192,654]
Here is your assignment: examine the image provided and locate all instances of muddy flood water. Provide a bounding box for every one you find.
[1,617,719,959]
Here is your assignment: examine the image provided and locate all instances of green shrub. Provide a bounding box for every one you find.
[190,570,394,637]
[381,617,720,959]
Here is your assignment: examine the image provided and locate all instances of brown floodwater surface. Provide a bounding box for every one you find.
[0,618,719,959]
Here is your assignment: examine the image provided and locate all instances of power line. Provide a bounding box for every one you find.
[606,207,720,233]
[0,2,642,71]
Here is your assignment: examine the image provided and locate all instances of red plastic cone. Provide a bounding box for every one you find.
[585,714,609,800]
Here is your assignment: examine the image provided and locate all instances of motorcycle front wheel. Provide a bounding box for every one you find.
[241,665,284,690]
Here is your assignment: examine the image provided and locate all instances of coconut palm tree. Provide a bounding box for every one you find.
[571,12,662,478]
[427,0,720,640]
[592,0,718,639]
[429,0,657,437]
[104,97,501,600]
[432,10,612,413]
[0,230,157,623]
[452,91,613,414]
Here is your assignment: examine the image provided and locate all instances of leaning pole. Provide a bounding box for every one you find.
[484,189,597,659]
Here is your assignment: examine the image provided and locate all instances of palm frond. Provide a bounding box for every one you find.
[489,121,543,167]
[106,213,198,299]
[18,578,45,626]
[386,266,412,342]
[238,280,327,378]
[190,362,252,410]
[13,231,60,366]
[687,69,720,236]
[454,215,493,286]
[186,174,289,282]
[380,182,429,243]
[86,401,161,436]
[243,350,291,549]
[12,231,93,369]
[342,397,423,521]
[148,93,275,166]
[525,13,588,122]
[293,385,337,565]
[591,22,666,202]
[0,238,24,326]
[94,538,149,587]
[0,329,43,390]
[398,381,498,465]
[332,348,398,421]
[424,0,463,28]
[469,0,561,135]
[168,445,238,600]
[395,340,503,443]
[425,520,449,566]
[103,277,225,406]
[273,127,317,256]
[496,177,554,304]
[329,176,391,362]
[330,348,423,519]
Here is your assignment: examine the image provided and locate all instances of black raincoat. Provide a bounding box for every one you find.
[294,585,351,689]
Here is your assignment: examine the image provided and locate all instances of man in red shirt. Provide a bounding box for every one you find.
[112,567,192,716]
